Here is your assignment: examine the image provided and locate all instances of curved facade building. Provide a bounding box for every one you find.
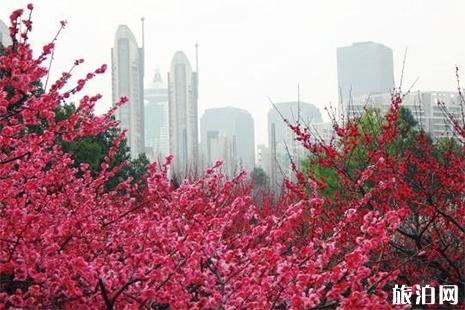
[111,25,145,158]
[168,51,199,178]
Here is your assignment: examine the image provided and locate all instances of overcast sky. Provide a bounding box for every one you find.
[2,0,465,146]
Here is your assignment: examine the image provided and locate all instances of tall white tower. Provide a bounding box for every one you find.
[111,23,145,158]
[168,51,199,178]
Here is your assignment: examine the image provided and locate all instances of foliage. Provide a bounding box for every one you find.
[1,5,465,309]
[55,103,149,190]
[303,106,421,198]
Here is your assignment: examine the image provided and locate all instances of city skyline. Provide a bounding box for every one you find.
[2,0,465,147]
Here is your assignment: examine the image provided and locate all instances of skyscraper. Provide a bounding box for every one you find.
[168,51,199,178]
[0,19,12,47]
[200,107,255,176]
[337,41,394,116]
[111,23,145,158]
[144,70,169,162]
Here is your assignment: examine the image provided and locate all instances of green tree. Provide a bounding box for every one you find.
[55,103,149,191]
[303,106,422,198]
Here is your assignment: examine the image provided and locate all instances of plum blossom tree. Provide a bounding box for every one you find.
[1,4,465,309]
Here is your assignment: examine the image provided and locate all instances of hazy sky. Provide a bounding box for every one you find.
[2,0,465,146]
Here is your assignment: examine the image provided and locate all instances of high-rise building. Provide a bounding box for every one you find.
[337,41,395,117]
[200,107,255,176]
[111,24,145,158]
[268,101,322,188]
[0,19,12,47]
[344,91,462,139]
[168,51,199,178]
[144,70,169,162]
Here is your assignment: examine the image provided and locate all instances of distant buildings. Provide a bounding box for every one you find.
[200,107,255,176]
[345,91,462,139]
[106,23,465,190]
[337,41,463,139]
[168,51,199,177]
[144,70,169,161]
[268,101,323,187]
[111,24,145,158]
[337,41,395,118]
[0,19,12,47]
